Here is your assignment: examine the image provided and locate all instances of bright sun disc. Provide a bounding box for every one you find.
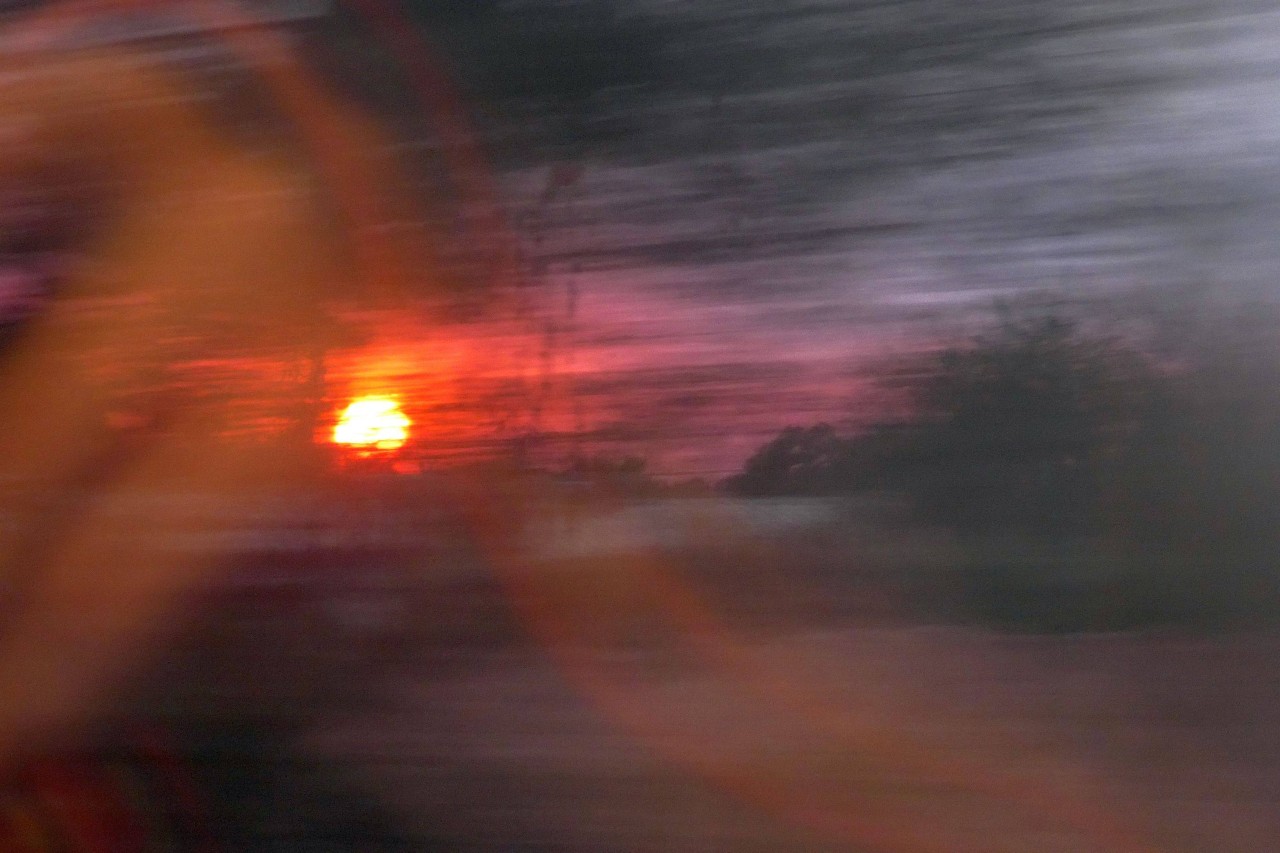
[333,396,411,451]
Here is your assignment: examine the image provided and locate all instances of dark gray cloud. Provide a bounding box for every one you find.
[460,0,1280,311]
[427,1,1280,469]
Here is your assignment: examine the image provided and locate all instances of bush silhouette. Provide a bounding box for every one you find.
[731,304,1280,630]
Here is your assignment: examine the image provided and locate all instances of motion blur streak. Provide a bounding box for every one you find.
[3,1,1277,851]
[0,3,423,769]
[15,0,425,302]
[459,476,1164,853]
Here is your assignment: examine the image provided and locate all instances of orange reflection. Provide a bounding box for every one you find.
[333,396,410,452]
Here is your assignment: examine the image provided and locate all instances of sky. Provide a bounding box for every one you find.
[395,0,1280,475]
[3,0,1280,477]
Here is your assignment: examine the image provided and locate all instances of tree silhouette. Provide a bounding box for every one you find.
[729,308,1176,536]
[726,423,859,497]
[893,310,1171,536]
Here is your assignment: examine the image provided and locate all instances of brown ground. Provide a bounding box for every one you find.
[127,502,1280,852]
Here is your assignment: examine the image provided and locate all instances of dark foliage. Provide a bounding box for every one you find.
[732,309,1183,532]
[725,424,858,497]
[730,306,1280,630]
[889,311,1174,537]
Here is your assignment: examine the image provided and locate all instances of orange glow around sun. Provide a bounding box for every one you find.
[333,396,411,451]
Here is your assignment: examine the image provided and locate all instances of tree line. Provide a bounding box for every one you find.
[725,303,1280,628]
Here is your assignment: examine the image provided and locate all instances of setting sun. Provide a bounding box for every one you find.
[333,396,411,451]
